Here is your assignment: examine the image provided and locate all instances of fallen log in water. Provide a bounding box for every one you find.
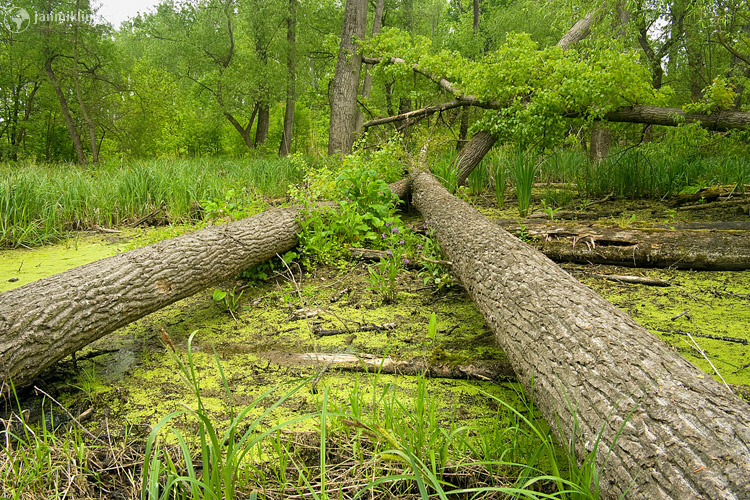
[498,219,750,270]
[0,181,412,392]
[411,169,750,500]
[0,207,302,392]
[262,351,516,382]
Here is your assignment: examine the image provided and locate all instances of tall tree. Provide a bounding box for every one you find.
[279,0,297,156]
[328,0,367,155]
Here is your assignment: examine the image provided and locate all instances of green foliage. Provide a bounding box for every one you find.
[212,286,244,315]
[683,78,738,114]
[295,152,406,265]
[430,151,459,192]
[201,187,266,223]
[366,30,669,147]
[143,331,313,500]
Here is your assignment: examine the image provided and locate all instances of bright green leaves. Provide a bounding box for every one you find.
[364,29,665,144]
[683,77,738,114]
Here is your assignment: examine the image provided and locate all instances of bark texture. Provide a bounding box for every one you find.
[455,130,497,187]
[557,11,595,50]
[411,170,750,500]
[328,0,367,155]
[0,207,301,391]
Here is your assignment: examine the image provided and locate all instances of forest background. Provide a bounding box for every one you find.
[1,0,749,167]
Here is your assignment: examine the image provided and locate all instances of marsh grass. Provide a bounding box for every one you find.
[511,146,538,218]
[0,382,141,499]
[429,145,749,205]
[138,331,602,500]
[545,149,750,200]
[2,333,603,500]
[0,157,303,248]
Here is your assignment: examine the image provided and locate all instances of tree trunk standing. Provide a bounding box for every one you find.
[355,0,385,135]
[410,170,750,500]
[255,104,270,147]
[72,23,99,164]
[279,0,297,157]
[44,58,87,165]
[455,130,497,187]
[588,125,611,165]
[328,0,367,155]
[0,207,302,392]
[12,82,41,159]
[225,106,258,150]
[686,47,706,102]
[588,5,628,167]
[472,0,480,32]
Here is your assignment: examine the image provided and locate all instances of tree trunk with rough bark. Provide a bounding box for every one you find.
[328,0,367,155]
[588,125,611,165]
[0,207,301,392]
[411,169,750,500]
[602,105,750,131]
[0,180,410,392]
[255,104,270,147]
[455,130,497,187]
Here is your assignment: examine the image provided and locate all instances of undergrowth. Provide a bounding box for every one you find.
[137,331,601,500]
[0,156,304,248]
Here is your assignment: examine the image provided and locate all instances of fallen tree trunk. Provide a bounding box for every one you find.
[410,169,750,500]
[263,351,516,382]
[0,208,302,392]
[0,181,412,392]
[498,219,750,270]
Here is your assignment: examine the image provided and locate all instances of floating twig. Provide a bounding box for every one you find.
[314,323,396,337]
[653,328,747,345]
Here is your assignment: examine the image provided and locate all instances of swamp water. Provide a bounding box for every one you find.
[0,210,748,496]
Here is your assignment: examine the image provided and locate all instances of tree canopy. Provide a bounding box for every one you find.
[1,0,749,162]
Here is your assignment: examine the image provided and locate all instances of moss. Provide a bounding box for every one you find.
[573,265,750,389]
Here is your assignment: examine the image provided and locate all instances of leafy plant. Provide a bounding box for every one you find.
[367,252,400,304]
[683,77,737,114]
[541,200,562,220]
[212,286,244,316]
[515,222,531,242]
[201,186,265,223]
